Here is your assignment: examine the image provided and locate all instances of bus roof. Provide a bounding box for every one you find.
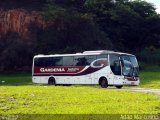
[34,50,135,58]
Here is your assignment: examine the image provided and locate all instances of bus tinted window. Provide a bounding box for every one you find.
[34,58,41,66]
[86,55,97,65]
[129,56,138,67]
[109,54,121,75]
[91,54,108,67]
[34,57,51,66]
[73,56,88,66]
[53,57,63,66]
[34,57,63,66]
[97,54,108,59]
[46,57,53,66]
[121,55,132,76]
[63,56,74,66]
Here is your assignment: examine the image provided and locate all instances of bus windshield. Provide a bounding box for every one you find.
[121,55,139,77]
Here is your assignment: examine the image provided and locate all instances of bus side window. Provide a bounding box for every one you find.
[34,58,40,66]
[73,56,88,66]
[86,55,97,65]
[39,57,49,66]
[109,54,121,75]
[95,54,108,66]
[52,57,63,66]
[97,54,108,59]
[63,56,74,66]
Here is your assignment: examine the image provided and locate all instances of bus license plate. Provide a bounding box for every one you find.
[131,82,135,85]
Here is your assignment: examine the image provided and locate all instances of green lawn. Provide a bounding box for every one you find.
[0,73,32,86]
[140,71,160,88]
[0,86,159,115]
[0,71,160,117]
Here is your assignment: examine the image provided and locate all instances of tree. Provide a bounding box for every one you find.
[38,5,113,54]
[0,32,34,71]
[84,0,160,53]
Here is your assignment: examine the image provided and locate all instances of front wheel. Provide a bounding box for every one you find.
[100,78,108,88]
[115,85,123,89]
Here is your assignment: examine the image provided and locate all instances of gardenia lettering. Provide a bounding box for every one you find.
[40,68,65,72]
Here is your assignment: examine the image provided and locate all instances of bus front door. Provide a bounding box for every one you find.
[112,60,123,85]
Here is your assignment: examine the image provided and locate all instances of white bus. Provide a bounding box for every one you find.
[32,50,140,88]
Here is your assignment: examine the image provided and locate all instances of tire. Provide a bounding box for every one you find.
[100,78,108,88]
[115,85,123,89]
[48,77,56,85]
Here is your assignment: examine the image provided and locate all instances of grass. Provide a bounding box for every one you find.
[138,65,160,88]
[0,71,159,88]
[0,68,159,118]
[0,86,159,115]
[0,73,32,86]
[140,71,160,88]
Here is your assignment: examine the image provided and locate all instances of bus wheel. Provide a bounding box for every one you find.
[100,78,108,88]
[115,85,123,89]
[48,77,56,85]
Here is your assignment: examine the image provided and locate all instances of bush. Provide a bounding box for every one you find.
[139,48,160,65]
[0,40,34,72]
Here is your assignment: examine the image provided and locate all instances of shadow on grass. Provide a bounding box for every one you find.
[0,73,34,86]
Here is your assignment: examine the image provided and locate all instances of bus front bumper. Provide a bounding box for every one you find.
[122,80,140,86]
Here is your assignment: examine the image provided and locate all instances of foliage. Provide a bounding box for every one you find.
[139,48,160,65]
[84,0,160,52]
[0,32,34,71]
[36,19,112,54]
[0,0,160,71]
[37,0,160,53]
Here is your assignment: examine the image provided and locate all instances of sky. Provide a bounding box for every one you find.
[145,0,160,13]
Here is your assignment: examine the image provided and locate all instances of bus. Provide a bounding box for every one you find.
[32,50,140,88]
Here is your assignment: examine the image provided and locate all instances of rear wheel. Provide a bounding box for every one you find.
[48,77,56,85]
[115,85,123,89]
[100,78,108,88]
